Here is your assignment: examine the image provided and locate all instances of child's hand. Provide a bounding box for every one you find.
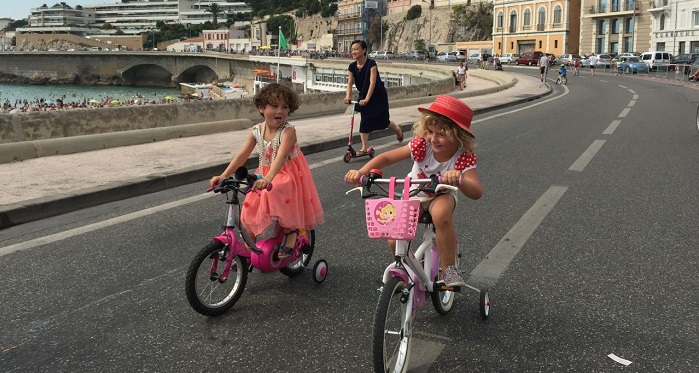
[210,175,222,187]
[344,170,365,185]
[441,170,462,186]
[253,178,269,190]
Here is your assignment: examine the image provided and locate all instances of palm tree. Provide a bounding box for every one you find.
[205,3,223,26]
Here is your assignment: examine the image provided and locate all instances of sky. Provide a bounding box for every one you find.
[2,1,117,21]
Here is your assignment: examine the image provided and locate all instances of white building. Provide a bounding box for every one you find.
[202,27,249,52]
[648,0,699,54]
[0,17,14,30]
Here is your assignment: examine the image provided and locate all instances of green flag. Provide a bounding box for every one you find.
[279,30,288,50]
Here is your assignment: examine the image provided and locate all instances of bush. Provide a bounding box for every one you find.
[405,5,422,20]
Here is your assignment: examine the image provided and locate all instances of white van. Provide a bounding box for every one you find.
[639,51,672,70]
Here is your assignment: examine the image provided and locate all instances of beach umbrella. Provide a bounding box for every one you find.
[260,46,271,50]
[44,99,55,105]
[165,96,176,100]
[110,99,120,104]
[89,99,99,104]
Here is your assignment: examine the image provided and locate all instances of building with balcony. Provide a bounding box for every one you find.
[336,0,385,52]
[492,0,581,57]
[648,0,699,54]
[580,0,652,54]
[24,3,96,35]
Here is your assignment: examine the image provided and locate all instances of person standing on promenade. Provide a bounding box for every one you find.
[343,40,404,155]
[456,61,468,90]
[589,54,599,76]
[538,53,550,82]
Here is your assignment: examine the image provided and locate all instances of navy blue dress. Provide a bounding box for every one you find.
[348,59,391,133]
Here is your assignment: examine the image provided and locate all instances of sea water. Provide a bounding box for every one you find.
[0,83,180,104]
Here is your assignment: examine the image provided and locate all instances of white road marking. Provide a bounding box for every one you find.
[618,108,631,117]
[0,194,212,256]
[569,140,606,172]
[603,120,622,135]
[628,100,636,107]
[468,186,568,287]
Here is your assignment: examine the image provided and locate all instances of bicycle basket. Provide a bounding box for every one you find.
[365,177,420,240]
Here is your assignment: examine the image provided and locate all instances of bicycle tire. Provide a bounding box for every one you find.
[430,278,455,315]
[279,229,315,277]
[185,241,248,316]
[372,276,412,373]
[696,105,699,133]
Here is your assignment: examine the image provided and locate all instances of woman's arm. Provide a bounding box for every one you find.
[344,70,354,103]
[360,64,378,106]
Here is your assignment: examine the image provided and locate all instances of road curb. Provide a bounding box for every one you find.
[0,87,551,229]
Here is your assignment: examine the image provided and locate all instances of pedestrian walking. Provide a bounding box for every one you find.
[456,61,468,90]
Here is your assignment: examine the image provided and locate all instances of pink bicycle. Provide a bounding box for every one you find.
[347,170,491,372]
[185,166,328,317]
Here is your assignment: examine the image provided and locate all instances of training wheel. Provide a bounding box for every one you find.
[343,152,352,163]
[312,260,328,283]
[479,289,491,319]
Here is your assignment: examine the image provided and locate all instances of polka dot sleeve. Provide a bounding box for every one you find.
[409,137,426,162]
[455,152,477,172]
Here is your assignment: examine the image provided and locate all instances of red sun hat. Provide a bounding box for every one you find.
[417,95,474,136]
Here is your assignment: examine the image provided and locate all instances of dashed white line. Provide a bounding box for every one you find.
[569,140,606,172]
[618,108,631,117]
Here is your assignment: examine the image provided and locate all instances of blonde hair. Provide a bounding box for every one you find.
[413,111,477,153]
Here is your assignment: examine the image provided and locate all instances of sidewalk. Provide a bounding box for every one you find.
[0,72,550,229]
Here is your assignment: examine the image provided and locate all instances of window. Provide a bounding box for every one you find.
[523,8,531,26]
[537,7,546,31]
[598,19,607,35]
[497,11,503,28]
[623,36,633,52]
[611,0,620,11]
[610,41,618,54]
[596,38,605,53]
[693,11,699,26]
[659,14,665,30]
[553,5,562,24]
[612,18,619,34]
[656,42,665,51]
[624,17,634,33]
[599,0,608,12]
[509,10,518,32]
[554,40,558,48]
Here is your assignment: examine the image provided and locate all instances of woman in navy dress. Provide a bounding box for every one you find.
[343,40,404,155]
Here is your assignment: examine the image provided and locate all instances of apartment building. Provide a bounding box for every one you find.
[580,0,652,54]
[25,3,95,35]
[493,0,581,57]
[648,0,699,54]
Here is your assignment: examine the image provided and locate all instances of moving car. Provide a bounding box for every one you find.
[619,56,649,74]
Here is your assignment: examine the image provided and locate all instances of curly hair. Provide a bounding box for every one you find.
[253,83,301,115]
[413,111,477,153]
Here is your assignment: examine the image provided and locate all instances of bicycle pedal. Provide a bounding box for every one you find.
[436,282,462,292]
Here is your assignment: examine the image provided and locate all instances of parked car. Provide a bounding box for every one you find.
[619,56,649,74]
[450,51,466,61]
[371,51,394,59]
[405,50,426,60]
[516,51,544,65]
[670,53,699,73]
[468,52,484,64]
[436,52,457,62]
[591,54,613,68]
[639,51,672,70]
[554,54,582,65]
[499,53,519,64]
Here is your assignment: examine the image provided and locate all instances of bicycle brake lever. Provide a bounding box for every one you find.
[345,186,362,195]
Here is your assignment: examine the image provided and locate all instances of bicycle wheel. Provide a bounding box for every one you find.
[696,105,699,133]
[373,276,413,373]
[185,241,248,316]
[279,229,315,277]
[431,249,459,314]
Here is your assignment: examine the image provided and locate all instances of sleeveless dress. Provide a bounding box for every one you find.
[240,122,325,238]
[348,58,391,133]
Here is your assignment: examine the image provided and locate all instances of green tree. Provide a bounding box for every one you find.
[101,22,114,30]
[205,3,223,26]
[3,19,28,31]
[414,39,425,50]
[266,15,295,42]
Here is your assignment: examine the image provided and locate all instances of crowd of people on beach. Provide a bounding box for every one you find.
[0,93,191,114]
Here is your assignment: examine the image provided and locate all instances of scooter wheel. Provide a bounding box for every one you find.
[369,148,376,158]
[343,152,352,163]
[312,260,328,283]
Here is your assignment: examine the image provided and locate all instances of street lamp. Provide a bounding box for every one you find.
[421,0,433,54]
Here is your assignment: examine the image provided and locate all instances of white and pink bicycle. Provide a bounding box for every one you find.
[185,166,328,317]
[347,170,491,373]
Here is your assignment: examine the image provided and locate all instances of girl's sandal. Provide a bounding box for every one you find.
[278,229,299,259]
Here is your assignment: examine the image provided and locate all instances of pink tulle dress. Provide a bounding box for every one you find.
[241,122,325,238]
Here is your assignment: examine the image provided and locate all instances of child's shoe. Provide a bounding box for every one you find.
[442,265,466,287]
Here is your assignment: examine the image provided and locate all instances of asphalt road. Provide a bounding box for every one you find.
[1,70,698,372]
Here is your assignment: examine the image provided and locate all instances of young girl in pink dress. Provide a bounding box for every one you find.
[210,83,324,258]
[345,95,483,287]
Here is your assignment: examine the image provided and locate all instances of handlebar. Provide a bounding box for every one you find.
[346,169,458,199]
[207,166,273,194]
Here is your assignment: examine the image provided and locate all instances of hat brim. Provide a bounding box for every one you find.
[418,107,475,137]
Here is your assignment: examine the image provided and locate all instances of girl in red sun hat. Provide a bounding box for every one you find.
[345,95,483,287]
